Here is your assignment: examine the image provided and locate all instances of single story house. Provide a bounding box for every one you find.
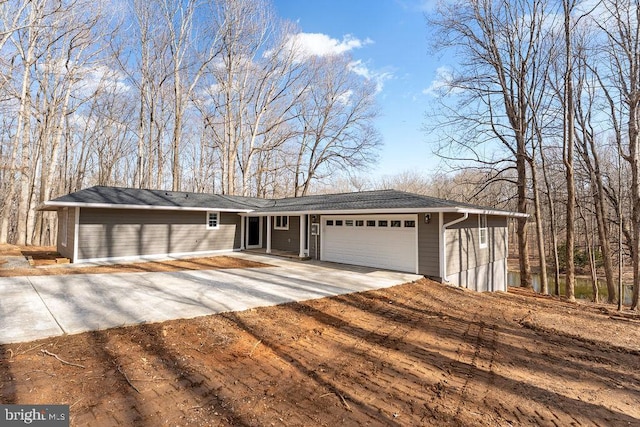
[42,186,526,292]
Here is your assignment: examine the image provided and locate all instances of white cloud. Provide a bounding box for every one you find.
[75,65,131,97]
[349,59,393,93]
[281,32,392,92]
[286,32,372,59]
[423,65,459,97]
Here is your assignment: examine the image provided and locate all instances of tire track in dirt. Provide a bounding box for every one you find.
[451,312,492,424]
[303,293,416,424]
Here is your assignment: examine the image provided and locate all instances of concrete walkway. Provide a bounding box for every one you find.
[0,253,421,345]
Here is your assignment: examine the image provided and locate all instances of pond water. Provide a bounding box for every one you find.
[507,271,634,305]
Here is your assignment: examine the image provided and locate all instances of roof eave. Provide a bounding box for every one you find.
[243,207,527,217]
[42,201,254,213]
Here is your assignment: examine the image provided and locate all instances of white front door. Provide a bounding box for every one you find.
[321,214,418,273]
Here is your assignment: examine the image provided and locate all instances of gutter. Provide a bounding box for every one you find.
[241,207,527,218]
[439,212,469,283]
[40,201,254,213]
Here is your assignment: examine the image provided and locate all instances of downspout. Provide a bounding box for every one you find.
[440,212,469,283]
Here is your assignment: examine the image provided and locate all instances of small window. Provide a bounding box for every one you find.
[335,220,343,226]
[479,214,488,248]
[274,215,289,230]
[326,220,334,226]
[378,220,388,227]
[366,220,376,227]
[404,220,416,228]
[355,220,364,227]
[345,220,354,226]
[390,220,401,228]
[206,211,219,229]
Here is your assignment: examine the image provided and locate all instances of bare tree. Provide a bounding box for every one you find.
[428,0,561,288]
[0,0,46,244]
[573,46,617,303]
[159,0,221,191]
[597,0,640,309]
[204,0,276,195]
[292,54,381,196]
[561,0,578,301]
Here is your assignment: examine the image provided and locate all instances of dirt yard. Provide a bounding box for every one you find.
[2,275,639,426]
[0,243,269,277]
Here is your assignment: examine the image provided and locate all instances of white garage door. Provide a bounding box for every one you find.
[321,214,418,273]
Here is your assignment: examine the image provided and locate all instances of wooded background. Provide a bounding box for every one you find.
[1,0,639,308]
[0,0,381,246]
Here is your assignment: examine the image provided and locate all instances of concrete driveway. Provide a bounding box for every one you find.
[0,253,421,345]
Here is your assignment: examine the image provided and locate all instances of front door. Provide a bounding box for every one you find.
[247,217,261,248]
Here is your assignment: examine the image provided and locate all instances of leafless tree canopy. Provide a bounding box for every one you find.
[427,0,640,308]
[0,0,381,245]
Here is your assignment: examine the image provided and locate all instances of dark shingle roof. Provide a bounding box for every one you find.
[45,186,520,216]
[46,186,268,211]
[254,189,502,213]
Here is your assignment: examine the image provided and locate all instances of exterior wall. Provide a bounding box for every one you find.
[417,213,440,278]
[444,214,508,291]
[56,207,76,261]
[76,208,241,262]
[268,215,301,253]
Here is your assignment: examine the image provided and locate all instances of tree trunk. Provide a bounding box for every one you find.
[629,111,640,310]
[530,160,548,294]
[516,138,532,288]
[563,0,576,301]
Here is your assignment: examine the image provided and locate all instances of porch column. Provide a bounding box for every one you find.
[266,215,272,254]
[240,216,245,250]
[299,214,306,258]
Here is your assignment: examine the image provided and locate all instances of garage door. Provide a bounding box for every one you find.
[321,215,418,273]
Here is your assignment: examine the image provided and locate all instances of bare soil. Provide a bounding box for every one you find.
[1,276,639,426]
[0,244,269,277]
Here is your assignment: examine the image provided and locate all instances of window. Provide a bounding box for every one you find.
[206,211,219,229]
[274,215,289,230]
[355,220,364,227]
[479,214,488,248]
[335,220,343,226]
[345,220,354,226]
[390,220,401,228]
[366,220,376,227]
[326,220,334,226]
[404,220,416,228]
[61,208,68,247]
[378,220,388,227]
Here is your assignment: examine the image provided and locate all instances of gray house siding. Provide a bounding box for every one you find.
[444,214,508,291]
[269,215,301,253]
[76,208,240,262]
[417,213,440,278]
[56,207,76,261]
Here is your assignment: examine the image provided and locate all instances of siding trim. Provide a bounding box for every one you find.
[73,207,80,262]
[61,208,68,247]
[438,212,444,279]
[75,248,240,265]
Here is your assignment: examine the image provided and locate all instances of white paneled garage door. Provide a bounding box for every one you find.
[321,214,418,273]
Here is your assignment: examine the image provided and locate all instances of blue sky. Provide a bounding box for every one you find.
[273,0,442,179]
